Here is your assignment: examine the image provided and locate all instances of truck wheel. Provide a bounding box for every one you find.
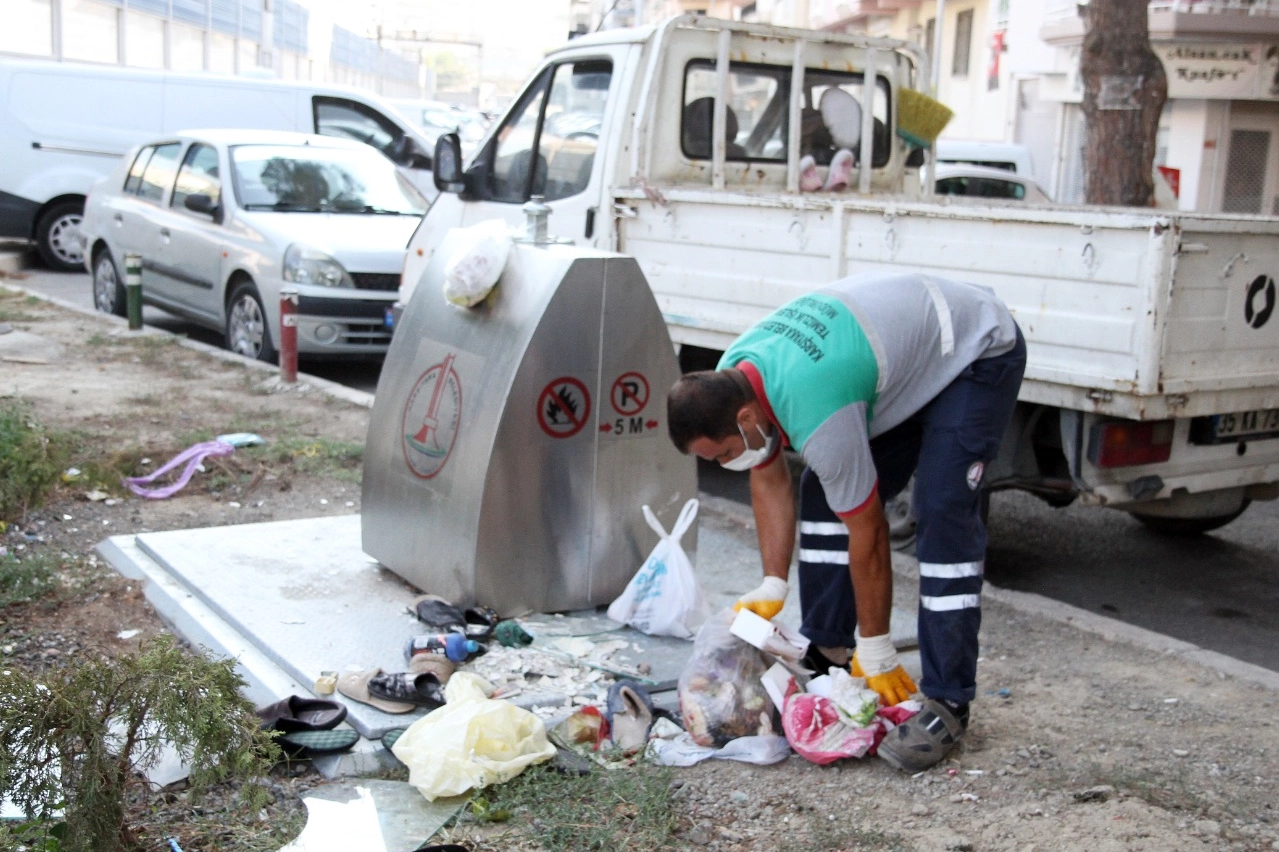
[1129,500,1250,536]
[884,485,917,552]
[92,248,127,318]
[225,280,277,363]
[35,200,86,272]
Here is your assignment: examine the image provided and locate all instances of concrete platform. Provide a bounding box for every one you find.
[97,499,921,768]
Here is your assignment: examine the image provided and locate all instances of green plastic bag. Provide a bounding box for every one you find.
[392,672,556,801]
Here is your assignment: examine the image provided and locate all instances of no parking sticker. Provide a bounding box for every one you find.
[538,377,591,438]
[601,370,659,437]
[610,371,650,416]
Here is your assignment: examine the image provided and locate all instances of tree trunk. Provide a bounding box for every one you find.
[1078,0,1168,207]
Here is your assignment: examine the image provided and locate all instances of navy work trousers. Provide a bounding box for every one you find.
[797,327,1026,704]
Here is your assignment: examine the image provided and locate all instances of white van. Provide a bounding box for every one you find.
[0,58,436,270]
[934,139,1035,177]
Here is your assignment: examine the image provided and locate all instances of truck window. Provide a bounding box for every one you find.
[314,97,401,161]
[172,143,221,212]
[137,143,182,203]
[681,61,891,168]
[487,59,612,203]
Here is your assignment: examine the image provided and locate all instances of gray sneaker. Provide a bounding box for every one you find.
[877,698,967,772]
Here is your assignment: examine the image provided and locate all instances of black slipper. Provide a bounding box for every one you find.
[276,727,359,759]
[256,696,348,733]
[367,671,447,709]
[462,606,499,641]
[412,594,466,633]
[381,727,407,765]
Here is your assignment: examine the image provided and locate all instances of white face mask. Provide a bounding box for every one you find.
[720,422,778,471]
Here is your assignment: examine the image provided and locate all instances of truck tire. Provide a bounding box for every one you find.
[35,199,86,272]
[1129,500,1250,536]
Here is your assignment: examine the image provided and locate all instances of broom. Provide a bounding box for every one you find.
[896,88,955,149]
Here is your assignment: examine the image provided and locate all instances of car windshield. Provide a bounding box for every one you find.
[230,144,428,214]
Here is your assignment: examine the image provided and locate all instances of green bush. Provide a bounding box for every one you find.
[0,547,59,608]
[0,401,64,523]
[0,635,281,852]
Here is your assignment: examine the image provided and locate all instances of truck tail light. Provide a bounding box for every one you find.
[1088,419,1175,468]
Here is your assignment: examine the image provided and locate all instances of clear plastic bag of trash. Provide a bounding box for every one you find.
[677,608,781,748]
[391,672,556,801]
[442,219,513,307]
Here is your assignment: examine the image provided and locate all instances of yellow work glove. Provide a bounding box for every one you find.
[851,631,918,706]
[733,576,788,621]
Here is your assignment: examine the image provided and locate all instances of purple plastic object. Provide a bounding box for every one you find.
[124,439,235,499]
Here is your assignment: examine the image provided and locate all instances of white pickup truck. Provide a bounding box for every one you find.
[401,14,1279,534]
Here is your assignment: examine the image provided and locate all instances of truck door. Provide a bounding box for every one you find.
[455,56,615,240]
[312,96,436,200]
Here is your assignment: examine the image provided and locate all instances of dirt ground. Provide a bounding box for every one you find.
[3,281,1279,851]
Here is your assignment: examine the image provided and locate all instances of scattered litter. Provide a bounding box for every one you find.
[117,629,141,640]
[61,467,81,482]
[125,440,236,499]
[215,432,265,447]
[1164,697,1179,704]
[1173,748,1190,757]
[228,501,241,508]
[84,490,110,502]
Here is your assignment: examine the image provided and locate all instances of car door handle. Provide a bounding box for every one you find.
[113,213,123,225]
[160,228,170,239]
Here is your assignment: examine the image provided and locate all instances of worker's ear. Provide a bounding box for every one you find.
[736,402,763,433]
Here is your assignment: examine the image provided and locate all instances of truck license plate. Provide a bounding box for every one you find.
[1191,409,1279,444]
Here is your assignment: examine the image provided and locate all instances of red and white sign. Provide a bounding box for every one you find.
[610,371,650,416]
[538,377,591,438]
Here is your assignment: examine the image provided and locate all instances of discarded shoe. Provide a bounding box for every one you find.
[407,654,456,682]
[411,594,466,633]
[367,670,447,710]
[605,679,655,754]
[463,605,500,641]
[255,696,348,733]
[876,697,966,772]
[275,727,359,759]
[337,668,415,714]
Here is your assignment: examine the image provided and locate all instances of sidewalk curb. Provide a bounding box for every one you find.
[2,279,375,409]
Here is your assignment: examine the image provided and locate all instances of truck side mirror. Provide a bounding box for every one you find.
[433,132,465,194]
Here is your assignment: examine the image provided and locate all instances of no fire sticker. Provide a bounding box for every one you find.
[538,377,591,438]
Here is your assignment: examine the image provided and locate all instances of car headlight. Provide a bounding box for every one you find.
[283,244,353,288]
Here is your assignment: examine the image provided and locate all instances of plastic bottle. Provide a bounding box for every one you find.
[404,632,480,663]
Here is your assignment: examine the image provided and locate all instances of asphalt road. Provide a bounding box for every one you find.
[11,263,1279,675]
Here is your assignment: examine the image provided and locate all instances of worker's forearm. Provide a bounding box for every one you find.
[750,456,795,580]
[846,508,893,636]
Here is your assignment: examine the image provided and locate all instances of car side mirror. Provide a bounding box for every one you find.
[184,193,221,221]
[433,132,465,194]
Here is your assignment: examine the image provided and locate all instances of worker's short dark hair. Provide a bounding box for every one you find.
[667,370,750,453]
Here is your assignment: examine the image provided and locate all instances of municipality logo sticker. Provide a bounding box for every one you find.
[966,460,984,491]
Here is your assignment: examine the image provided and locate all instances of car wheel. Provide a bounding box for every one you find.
[92,248,127,318]
[225,280,277,363]
[35,200,86,272]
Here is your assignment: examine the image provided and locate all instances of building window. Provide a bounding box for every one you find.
[0,0,54,56]
[953,9,973,77]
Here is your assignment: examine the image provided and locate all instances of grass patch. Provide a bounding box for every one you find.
[1082,761,1198,812]
[0,401,66,523]
[0,548,59,608]
[0,289,43,322]
[455,761,682,852]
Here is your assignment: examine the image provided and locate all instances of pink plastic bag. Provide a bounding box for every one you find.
[782,693,881,764]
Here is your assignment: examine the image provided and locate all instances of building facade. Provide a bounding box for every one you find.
[0,0,424,97]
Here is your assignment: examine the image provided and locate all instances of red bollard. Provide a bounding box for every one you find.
[279,288,298,383]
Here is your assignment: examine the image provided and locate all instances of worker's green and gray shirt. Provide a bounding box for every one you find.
[717,271,1018,517]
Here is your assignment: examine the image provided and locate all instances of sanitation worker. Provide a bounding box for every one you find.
[666,270,1026,771]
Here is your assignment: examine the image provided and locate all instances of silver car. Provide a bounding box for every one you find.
[82,129,427,361]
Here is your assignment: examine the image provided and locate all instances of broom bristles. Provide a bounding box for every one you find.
[897,89,954,149]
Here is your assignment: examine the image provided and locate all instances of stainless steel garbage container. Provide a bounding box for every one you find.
[361,232,697,616]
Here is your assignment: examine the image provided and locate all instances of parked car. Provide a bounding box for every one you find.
[81,129,427,362]
[933,163,1053,203]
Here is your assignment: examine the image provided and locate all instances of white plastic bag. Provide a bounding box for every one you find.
[442,219,513,307]
[607,498,707,639]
